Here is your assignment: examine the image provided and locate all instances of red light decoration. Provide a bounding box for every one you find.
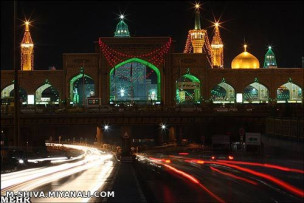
[99,38,172,68]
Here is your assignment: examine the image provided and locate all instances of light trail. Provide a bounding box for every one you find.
[216,160,304,174]
[186,159,304,198]
[162,164,225,203]
[1,143,114,202]
[146,156,225,203]
[209,166,258,185]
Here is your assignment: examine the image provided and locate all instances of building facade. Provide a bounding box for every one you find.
[1,8,303,107]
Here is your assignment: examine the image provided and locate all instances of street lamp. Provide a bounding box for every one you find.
[104,125,109,131]
[161,124,166,130]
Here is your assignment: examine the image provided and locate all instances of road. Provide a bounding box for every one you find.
[1,145,303,203]
[131,153,304,203]
[1,144,114,203]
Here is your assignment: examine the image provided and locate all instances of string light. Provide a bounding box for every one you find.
[99,38,172,67]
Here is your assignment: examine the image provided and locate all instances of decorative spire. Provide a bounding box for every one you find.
[25,21,30,31]
[21,20,34,71]
[114,15,130,37]
[263,46,277,68]
[211,22,224,68]
[244,44,247,52]
[194,3,201,30]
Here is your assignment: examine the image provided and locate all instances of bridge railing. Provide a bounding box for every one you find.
[1,103,303,117]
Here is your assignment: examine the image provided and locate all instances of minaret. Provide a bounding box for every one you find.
[211,22,224,68]
[189,3,206,53]
[21,21,34,71]
[263,46,277,68]
[114,15,130,37]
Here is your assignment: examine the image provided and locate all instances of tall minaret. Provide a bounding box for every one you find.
[189,3,206,53]
[211,22,224,68]
[21,21,34,71]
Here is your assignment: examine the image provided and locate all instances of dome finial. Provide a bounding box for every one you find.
[244,44,247,52]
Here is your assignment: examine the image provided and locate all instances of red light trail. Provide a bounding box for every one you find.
[209,166,258,185]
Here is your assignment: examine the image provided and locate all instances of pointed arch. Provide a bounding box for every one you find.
[1,84,14,98]
[211,81,235,103]
[69,73,95,105]
[1,84,28,104]
[277,82,302,103]
[110,58,161,104]
[35,83,59,104]
[176,73,201,104]
[243,82,269,103]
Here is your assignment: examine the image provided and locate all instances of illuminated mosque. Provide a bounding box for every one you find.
[1,3,303,106]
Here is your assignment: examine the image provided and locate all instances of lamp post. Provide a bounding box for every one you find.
[13,0,20,148]
[160,124,166,146]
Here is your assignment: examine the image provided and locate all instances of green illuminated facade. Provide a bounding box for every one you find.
[176,74,201,104]
[110,58,160,104]
[70,72,95,105]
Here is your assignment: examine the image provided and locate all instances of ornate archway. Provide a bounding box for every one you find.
[176,73,200,104]
[211,81,235,103]
[277,82,302,103]
[35,82,59,104]
[70,73,95,105]
[243,82,269,103]
[1,84,28,104]
[110,58,161,104]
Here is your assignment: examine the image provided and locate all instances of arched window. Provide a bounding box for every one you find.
[277,82,302,103]
[176,74,200,104]
[110,58,161,104]
[35,83,59,104]
[70,73,95,105]
[211,82,235,103]
[243,82,269,103]
[1,84,28,105]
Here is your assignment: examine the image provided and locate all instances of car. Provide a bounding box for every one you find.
[5,149,28,168]
[199,150,235,161]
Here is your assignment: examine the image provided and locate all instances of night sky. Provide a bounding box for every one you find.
[1,1,303,70]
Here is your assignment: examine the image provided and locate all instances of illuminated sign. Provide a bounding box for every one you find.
[177,82,200,90]
[28,95,34,104]
[87,98,101,107]
[41,97,50,102]
[236,93,243,103]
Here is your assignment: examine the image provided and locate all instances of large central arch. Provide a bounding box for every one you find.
[110,58,161,104]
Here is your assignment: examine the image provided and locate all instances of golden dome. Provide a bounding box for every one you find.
[231,45,260,69]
